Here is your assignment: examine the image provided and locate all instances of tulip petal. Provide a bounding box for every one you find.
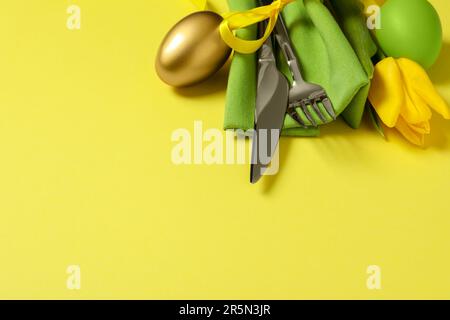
[399,70,432,124]
[408,121,431,135]
[398,58,450,119]
[395,116,426,146]
[369,57,404,128]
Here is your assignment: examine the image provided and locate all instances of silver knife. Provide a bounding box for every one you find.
[250,26,290,184]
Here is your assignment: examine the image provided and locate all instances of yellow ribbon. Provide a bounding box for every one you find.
[189,0,294,54]
[219,0,294,54]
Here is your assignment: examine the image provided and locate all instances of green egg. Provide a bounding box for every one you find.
[376,0,443,68]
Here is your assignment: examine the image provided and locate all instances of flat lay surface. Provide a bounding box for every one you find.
[0,0,450,299]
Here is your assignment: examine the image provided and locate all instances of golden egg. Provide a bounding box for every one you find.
[155,11,232,87]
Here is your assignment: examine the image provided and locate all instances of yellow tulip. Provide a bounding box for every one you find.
[369,57,450,146]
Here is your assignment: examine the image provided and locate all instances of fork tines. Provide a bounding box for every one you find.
[288,92,337,128]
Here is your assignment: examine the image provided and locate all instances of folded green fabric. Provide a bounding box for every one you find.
[328,0,378,128]
[223,0,258,133]
[223,0,369,135]
[224,0,319,137]
[281,0,368,127]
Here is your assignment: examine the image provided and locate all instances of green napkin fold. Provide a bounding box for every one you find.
[327,0,378,128]
[224,0,319,137]
[281,0,369,126]
[224,0,370,135]
[223,0,258,132]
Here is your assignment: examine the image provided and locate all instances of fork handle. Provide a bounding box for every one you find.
[259,0,305,84]
[274,19,304,84]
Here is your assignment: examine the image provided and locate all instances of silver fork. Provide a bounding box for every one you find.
[262,1,336,126]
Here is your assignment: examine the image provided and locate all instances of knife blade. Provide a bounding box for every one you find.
[250,35,289,184]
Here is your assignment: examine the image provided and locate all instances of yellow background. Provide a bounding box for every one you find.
[0,0,450,299]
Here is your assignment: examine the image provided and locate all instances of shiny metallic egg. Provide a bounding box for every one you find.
[155,11,232,87]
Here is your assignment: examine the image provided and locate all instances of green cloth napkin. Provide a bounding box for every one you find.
[223,0,257,133]
[327,0,378,128]
[224,0,370,135]
[224,0,319,137]
[281,0,368,126]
